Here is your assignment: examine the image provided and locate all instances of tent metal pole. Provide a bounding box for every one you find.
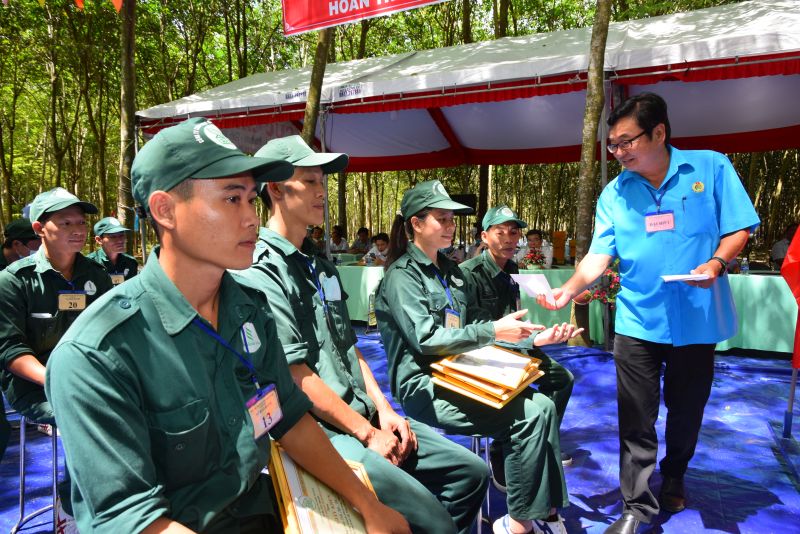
[784,367,797,438]
[320,110,332,261]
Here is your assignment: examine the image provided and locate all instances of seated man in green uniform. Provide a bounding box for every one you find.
[46,118,409,534]
[0,217,41,461]
[460,206,577,492]
[1,218,41,269]
[88,216,139,284]
[0,188,113,429]
[234,135,489,534]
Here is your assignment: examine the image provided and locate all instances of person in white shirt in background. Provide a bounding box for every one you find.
[363,232,390,265]
[771,222,797,269]
[329,224,349,252]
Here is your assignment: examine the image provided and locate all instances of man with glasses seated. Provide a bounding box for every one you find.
[538,92,759,534]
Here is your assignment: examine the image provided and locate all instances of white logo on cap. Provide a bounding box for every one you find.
[434,182,448,198]
[242,322,262,352]
[193,122,237,150]
[501,207,514,217]
[52,187,74,199]
[108,217,121,226]
[84,281,97,296]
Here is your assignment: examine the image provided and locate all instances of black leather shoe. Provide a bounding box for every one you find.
[604,512,640,534]
[660,475,686,513]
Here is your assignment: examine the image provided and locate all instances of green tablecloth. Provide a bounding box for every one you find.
[338,265,797,353]
[332,253,361,264]
[716,273,796,352]
[338,265,386,322]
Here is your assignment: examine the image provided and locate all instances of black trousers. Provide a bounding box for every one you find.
[613,334,715,522]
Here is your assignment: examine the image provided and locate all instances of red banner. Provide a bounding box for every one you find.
[781,230,800,368]
[282,0,448,36]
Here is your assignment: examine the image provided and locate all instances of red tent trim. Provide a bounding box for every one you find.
[342,123,800,172]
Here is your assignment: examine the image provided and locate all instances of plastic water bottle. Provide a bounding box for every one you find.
[741,256,749,275]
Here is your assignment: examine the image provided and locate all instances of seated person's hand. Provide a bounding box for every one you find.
[533,322,584,346]
[493,309,544,343]
[361,501,411,534]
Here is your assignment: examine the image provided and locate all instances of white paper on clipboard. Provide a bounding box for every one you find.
[511,274,556,306]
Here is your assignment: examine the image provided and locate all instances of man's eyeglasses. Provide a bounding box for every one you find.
[607,131,647,153]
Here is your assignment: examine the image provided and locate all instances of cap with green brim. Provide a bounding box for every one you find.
[255,135,349,174]
[132,117,294,213]
[29,187,98,222]
[94,217,130,236]
[482,205,527,230]
[400,180,474,218]
[3,218,38,241]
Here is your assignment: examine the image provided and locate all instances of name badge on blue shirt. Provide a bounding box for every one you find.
[645,210,674,233]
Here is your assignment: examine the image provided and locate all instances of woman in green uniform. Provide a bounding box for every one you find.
[375,180,579,534]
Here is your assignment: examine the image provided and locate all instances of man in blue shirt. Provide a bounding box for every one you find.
[538,93,759,534]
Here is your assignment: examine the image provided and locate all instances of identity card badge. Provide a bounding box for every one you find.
[58,291,87,311]
[445,308,461,329]
[645,210,674,233]
[246,383,283,440]
[110,274,125,286]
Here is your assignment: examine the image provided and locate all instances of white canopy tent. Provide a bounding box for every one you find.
[137,0,800,171]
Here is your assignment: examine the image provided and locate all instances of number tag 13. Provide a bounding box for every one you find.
[246,384,283,440]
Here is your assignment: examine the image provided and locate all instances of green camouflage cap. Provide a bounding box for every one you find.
[400,180,473,218]
[3,218,38,241]
[482,205,527,230]
[132,118,294,212]
[255,135,349,174]
[29,187,98,222]
[94,216,130,236]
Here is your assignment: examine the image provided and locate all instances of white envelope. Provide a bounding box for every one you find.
[510,274,556,306]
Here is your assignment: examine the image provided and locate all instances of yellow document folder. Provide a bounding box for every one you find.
[431,345,543,409]
[269,442,375,534]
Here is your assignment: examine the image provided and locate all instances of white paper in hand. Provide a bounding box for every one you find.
[660,273,711,283]
[511,274,556,306]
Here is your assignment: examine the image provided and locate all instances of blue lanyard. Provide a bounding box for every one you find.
[433,270,454,308]
[305,258,329,314]
[192,317,261,389]
[645,186,668,213]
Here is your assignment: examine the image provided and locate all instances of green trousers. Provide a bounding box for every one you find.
[404,386,567,521]
[330,419,489,534]
[10,388,55,424]
[532,351,575,427]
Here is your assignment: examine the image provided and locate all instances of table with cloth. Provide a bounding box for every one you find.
[337,266,796,353]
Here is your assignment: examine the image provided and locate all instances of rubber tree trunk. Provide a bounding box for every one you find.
[301,28,332,145]
[118,0,137,256]
[569,0,612,347]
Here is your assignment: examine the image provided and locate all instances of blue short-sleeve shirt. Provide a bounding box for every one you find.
[589,146,760,346]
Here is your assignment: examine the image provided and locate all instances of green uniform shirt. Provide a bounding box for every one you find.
[0,249,112,408]
[87,248,139,282]
[460,250,521,321]
[234,228,377,436]
[45,248,312,533]
[374,243,495,413]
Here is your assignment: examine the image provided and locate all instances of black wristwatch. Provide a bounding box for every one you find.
[709,256,727,276]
